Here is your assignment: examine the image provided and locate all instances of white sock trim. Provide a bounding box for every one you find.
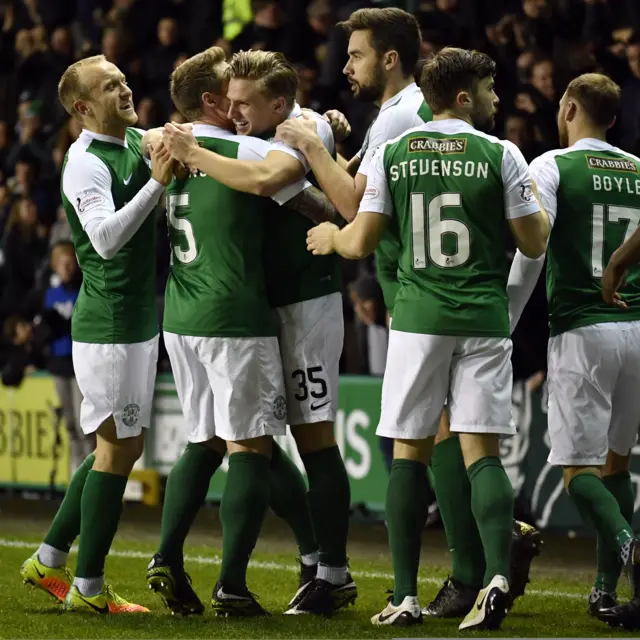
[73,576,104,597]
[37,543,68,569]
[317,563,347,585]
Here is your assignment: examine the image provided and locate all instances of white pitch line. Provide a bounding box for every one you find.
[0,538,584,601]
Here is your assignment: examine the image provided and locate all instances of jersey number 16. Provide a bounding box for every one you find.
[410,192,471,269]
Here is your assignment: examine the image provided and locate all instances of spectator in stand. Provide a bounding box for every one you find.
[48,204,72,248]
[1,197,48,310]
[620,34,640,154]
[143,17,182,119]
[6,153,55,225]
[232,0,285,53]
[504,111,544,162]
[0,120,12,170]
[5,100,51,175]
[45,242,90,473]
[349,273,388,377]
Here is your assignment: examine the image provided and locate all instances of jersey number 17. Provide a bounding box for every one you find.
[591,204,640,277]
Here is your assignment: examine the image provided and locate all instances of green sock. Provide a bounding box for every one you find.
[43,453,95,552]
[468,456,514,586]
[75,470,128,578]
[269,442,317,557]
[301,446,350,568]
[594,471,635,592]
[429,438,484,589]
[386,459,429,605]
[158,443,223,566]
[568,473,634,555]
[219,452,270,593]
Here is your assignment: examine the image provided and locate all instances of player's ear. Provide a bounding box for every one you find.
[202,92,215,109]
[456,89,472,110]
[273,95,287,114]
[565,100,577,123]
[383,50,399,71]
[74,99,90,118]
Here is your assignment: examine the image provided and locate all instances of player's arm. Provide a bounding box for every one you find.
[345,154,361,176]
[285,185,342,225]
[306,146,391,259]
[62,145,173,260]
[140,127,163,156]
[162,122,305,197]
[502,142,551,259]
[275,115,366,222]
[507,153,558,331]
[602,229,640,308]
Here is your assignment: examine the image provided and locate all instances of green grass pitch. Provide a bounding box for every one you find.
[0,500,634,638]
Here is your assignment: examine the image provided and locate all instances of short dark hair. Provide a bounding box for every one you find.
[566,73,621,128]
[338,7,421,77]
[170,47,227,121]
[420,47,496,114]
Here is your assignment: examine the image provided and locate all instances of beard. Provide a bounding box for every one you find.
[351,62,386,103]
[472,110,495,133]
[558,122,569,148]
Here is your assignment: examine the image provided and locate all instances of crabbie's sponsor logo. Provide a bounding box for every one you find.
[586,155,638,173]
[408,136,466,154]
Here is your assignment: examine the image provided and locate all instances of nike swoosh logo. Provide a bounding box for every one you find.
[377,612,395,623]
[476,594,487,611]
[35,566,45,579]
[124,174,133,185]
[77,595,109,614]
[310,399,331,411]
[216,588,248,602]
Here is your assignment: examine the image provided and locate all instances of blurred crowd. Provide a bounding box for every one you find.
[1,0,640,385]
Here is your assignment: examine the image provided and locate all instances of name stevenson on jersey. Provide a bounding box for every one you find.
[389,136,490,182]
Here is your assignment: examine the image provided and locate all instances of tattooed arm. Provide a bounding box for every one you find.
[284,185,345,227]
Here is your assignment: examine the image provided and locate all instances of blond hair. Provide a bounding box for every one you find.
[226,50,298,107]
[566,73,621,128]
[58,55,106,117]
[170,47,227,121]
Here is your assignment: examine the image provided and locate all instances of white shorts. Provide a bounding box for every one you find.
[377,330,514,440]
[72,335,159,439]
[275,292,343,426]
[547,321,640,467]
[164,332,287,443]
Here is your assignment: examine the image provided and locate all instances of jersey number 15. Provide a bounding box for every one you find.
[167,193,197,265]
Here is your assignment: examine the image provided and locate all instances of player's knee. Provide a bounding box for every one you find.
[562,465,601,488]
[93,433,144,475]
[603,449,630,477]
[291,421,336,454]
[227,435,272,457]
[393,437,433,464]
[458,432,500,468]
[434,409,451,445]
[200,436,227,458]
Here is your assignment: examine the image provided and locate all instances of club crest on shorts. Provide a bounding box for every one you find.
[273,395,287,421]
[123,403,141,427]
